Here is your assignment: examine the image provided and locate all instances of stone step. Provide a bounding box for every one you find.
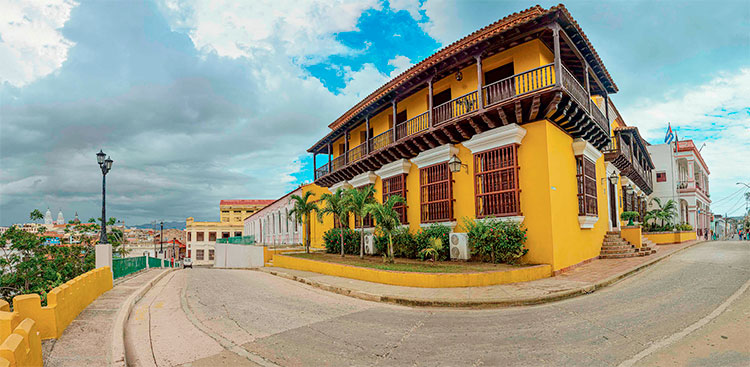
[606,231,621,235]
[601,243,632,249]
[600,253,640,259]
[600,249,636,255]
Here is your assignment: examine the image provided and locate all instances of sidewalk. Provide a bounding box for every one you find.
[260,240,705,308]
[43,268,171,367]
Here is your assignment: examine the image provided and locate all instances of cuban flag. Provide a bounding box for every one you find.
[664,123,675,144]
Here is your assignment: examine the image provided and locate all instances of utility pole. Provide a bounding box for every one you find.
[160,221,164,258]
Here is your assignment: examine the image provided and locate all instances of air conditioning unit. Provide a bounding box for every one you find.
[449,232,470,260]
[364,234,377,255]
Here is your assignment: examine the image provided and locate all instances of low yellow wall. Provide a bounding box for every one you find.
[263,247,305,264]
[273,255,552,288]
[644,231,697,245]
[0,267,113,341]
[621,226,642,248]
[0,318,42,367]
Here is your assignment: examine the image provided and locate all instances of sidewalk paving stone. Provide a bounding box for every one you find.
[43,268,168,367]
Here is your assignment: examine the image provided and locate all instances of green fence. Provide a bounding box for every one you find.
[148,256,163,268]
[113,256,146,279]
[216,235,255,245]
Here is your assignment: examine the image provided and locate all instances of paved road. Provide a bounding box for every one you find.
[126,241,750,366]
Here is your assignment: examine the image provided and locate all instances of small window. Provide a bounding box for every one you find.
[222,232,230,238]
[420,162,453,223]
[196,232,204,241]
[196,249,204,260]
[383,174,407,224]
[396,110,407,124]
[339,143,346,155]
[234,231,242,237]
[433,88,451,107]
[656,172,666,182]
[208,232,216,241]
[484,62,514,85]
[209,249,215,260]
[576,156,598,216]
[187,232,191,241]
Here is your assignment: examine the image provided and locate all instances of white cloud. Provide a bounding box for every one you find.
[389,0,423,21]
[0,0,78,87]
[620,67,750,214]
[156,0,380,61]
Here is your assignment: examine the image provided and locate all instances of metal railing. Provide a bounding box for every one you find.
[396,111,428,140]
[314,163,329,180]
[433,90,478,125]
[331,154,346,171]
[216,235,256,245]
[113,256,146,279]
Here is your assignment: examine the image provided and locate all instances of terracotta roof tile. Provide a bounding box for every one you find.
[220,200,274,206]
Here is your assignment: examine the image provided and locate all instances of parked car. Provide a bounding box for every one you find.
[183,258,193,269]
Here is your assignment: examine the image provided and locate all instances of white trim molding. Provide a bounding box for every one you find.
[329,181,352,193]
[572,138,603,162]
[375,159,411,179]
[349,171,378,188]
[463,123,527,153]
[419,221,457,230]
[410,144,458,168]
[578,215,598,229]
[477,216,525,224]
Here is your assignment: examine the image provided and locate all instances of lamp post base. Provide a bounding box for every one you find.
[96,244,113,272]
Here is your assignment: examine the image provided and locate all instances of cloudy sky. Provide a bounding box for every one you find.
[1,0,748,225]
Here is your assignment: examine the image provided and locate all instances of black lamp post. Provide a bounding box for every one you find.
[97,150,113,245]
[160,221,164,257]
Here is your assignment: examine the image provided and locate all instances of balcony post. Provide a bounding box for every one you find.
[313,152,317,178]
[427,78,434,128]
[391,99,397,140]
[365,115,371,153]
[475,54,483,109]
[328,142,332,169]
[584,66,591,112]
[552,24,561,87]
[344,128,349,164]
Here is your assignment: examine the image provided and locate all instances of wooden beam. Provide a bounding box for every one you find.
[481,114,497,129]
[468,117,483,134]
[530,95,541,121]
[455,123,470,139]
[439,126,459,142]
[431,131,447,145]
[514,100,523,123]
[543,92,563,118]
[412,137,426,151]
[497,108,509,126]
[423,135,437,149]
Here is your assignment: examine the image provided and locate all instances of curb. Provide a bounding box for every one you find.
[259,240,707,308]
[111,268,175,367]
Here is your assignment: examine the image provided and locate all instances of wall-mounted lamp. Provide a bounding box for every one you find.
[448,155,467,173]
[626,185,634,194]
[608,173,619,185]
[455,71,463,81]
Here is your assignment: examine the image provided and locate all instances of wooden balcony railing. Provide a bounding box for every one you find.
[347,142,367,163]
[369,130,393,152]
[314,163,330,180]
[396,111,428,140]
[561,65,589,111]
[331,154,346,171]
[433,91,478,125]
[590,103,608,132]
[483,64,555,107]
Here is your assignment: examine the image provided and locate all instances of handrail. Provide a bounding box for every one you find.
[347,142,367,163]
[483,63,555,107]
[560,64,589,110]
[369,129,393,152]
[433,90,478,125]
[396,111,428,140]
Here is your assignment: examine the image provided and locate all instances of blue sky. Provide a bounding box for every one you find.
[0,0,748,225]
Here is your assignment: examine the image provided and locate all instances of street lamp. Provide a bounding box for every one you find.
[608,173,619,185]
[160,221,163,258]
[97,150,113,244]
[448,155,467,173]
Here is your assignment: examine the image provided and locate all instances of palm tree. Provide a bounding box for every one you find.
[288,190,319,253]
[318,188,351,257]
[346,186,377,259]
[650,198,678,226]
[364,195,405,263]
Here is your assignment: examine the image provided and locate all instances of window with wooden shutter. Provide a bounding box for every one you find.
[420,162,452,222]
[474,144,520,217]
[576,155,598,216]
[383,174,407,224]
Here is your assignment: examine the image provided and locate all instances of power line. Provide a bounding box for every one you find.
[722,189,749,216]
[710,187,746,205]
[712,188,748,211]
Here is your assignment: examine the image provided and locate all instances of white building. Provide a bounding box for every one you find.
[244,188,304,246]
[647,139,711,236]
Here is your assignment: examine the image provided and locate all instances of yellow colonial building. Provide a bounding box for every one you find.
[307,5,655,273]
[186,199,273,265]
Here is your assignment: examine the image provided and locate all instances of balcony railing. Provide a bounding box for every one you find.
[331,154,346,171]
[396,111,429,140]
[433,91,478,125]
[369,129,393,152]
[318,63,610,180]
[315,163,330,180]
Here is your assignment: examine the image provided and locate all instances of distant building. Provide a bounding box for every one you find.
[647,139,711,236]
[44,208,53,226]
[186,199,274,265]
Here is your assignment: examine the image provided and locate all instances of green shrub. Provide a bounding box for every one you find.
[323,228,360,255]
[462,217,528,264]
[675,223,693,231]
[418,224,451,261]
[643,222,676,233]
[373,224,452,260]
[620,211,640,225]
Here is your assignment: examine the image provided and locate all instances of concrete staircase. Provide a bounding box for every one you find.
[599,231,656,259]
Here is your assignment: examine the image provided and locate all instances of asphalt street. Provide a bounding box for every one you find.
[125,240,750,366]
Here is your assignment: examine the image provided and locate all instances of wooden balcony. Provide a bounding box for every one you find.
[314,62,614,187]
[603,129,654,195]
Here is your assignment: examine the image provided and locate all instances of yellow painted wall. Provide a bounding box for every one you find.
[621,226,643,248]
[274,254,551,288]
[0,318,42,367]
[644,231,697,244]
